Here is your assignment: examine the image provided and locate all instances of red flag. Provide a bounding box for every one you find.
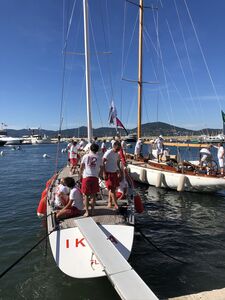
[115,117,128,135]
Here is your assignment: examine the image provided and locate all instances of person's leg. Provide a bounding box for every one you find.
[107,191,113,208]
[84,195,89,216]
[111,189,119,209]
[90,194,96,215]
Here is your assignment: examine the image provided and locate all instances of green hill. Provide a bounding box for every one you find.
[6,122,222,138]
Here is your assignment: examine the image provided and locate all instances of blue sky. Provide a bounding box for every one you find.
[1,0,225,132]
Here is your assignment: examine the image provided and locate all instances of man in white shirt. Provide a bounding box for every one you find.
[121,139,127,157]
[101,139,107,154]
[54,178,70,208]
[69,140,79,174]
[111,136,116,148]
[134,138,142,159]
[199,145,212,168]
[103,141,122,209]
[213,143,224,175]
[80,143,103,216]
[78,139,85,150]
[154,135,164,162]
[56,177,84,219]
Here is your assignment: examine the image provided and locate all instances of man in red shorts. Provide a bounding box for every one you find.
[102,141,122,210]
[79,143,103,217]
[69,140,79,174]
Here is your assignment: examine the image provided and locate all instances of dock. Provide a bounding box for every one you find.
[169,287,225,300]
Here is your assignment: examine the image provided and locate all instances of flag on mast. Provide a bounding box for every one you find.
[108,101,117,125]
[108,101,128,135]
[115,117,128,135]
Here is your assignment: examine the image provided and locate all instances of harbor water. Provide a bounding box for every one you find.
[1,144,225,299]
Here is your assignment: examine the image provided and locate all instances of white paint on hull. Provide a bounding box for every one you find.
[49,225,134,278]
[128,163,225,192]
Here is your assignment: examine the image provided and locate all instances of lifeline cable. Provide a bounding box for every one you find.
[0,230,55,279]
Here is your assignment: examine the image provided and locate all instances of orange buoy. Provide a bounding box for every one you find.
[134,194,144,213]
[46,174,56,188]
[37,191,47,217]
[37,175,57,217]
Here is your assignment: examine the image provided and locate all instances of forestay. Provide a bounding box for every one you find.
[75,217,158,300]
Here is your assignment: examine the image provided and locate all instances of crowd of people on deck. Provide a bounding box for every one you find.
[54,134,225,220]
[54,136,131,220]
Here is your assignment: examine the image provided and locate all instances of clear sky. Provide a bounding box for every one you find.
[1,0,225,132]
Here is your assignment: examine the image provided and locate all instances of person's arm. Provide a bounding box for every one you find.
[62,198,72,210]
[99,165,103,178]
[102,157,108,180]
[79,162,85,179]
[117,157,122,179]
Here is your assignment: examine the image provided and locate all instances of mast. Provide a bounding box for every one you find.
[137,0,143,139]
[83,0,93,142]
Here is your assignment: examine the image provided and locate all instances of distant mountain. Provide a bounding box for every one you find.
[5,122,223,138]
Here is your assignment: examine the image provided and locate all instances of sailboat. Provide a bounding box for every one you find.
[37,1,158,299]
[126,0,225,193]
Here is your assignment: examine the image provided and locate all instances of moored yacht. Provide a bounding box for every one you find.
[31,134,52,144]
[0,125,24,145]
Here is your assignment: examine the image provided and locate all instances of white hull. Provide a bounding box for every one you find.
[31,137,52,144]
[128,163,225,192]
[0,137,24,145]
[49,225,134,278]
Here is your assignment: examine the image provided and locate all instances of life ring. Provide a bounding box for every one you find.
[134,194,144,213]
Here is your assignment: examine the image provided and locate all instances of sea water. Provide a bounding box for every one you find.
[1,144,225,299]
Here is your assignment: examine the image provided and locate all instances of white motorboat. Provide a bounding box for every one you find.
[200,134,225,143]
[31,134,52,144]
[0,136,24,145]
[0,125,23,145]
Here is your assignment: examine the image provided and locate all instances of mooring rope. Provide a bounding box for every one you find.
[0,229,55,279]
[135,225,187,264]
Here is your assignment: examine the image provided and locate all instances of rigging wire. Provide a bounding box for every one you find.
[173,0,205,135]
[166,20,199,120]
[92,80,104,127]
[121,10,139,79]
[63,9,83,130]
[63,0,77,51]
[55,1,70,173]
[0,230,55,279]
[135,225,188,264]
[143,26,174,128]
[153,3,160,123]
[121,0,127,80]
[89,9,110,107]
[183,0,222,110]
[143,26,194,126]
[99,0,114,101]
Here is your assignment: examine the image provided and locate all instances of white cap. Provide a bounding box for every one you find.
[159,135,163,138]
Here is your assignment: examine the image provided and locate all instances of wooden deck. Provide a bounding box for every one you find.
[47,166,132,233]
